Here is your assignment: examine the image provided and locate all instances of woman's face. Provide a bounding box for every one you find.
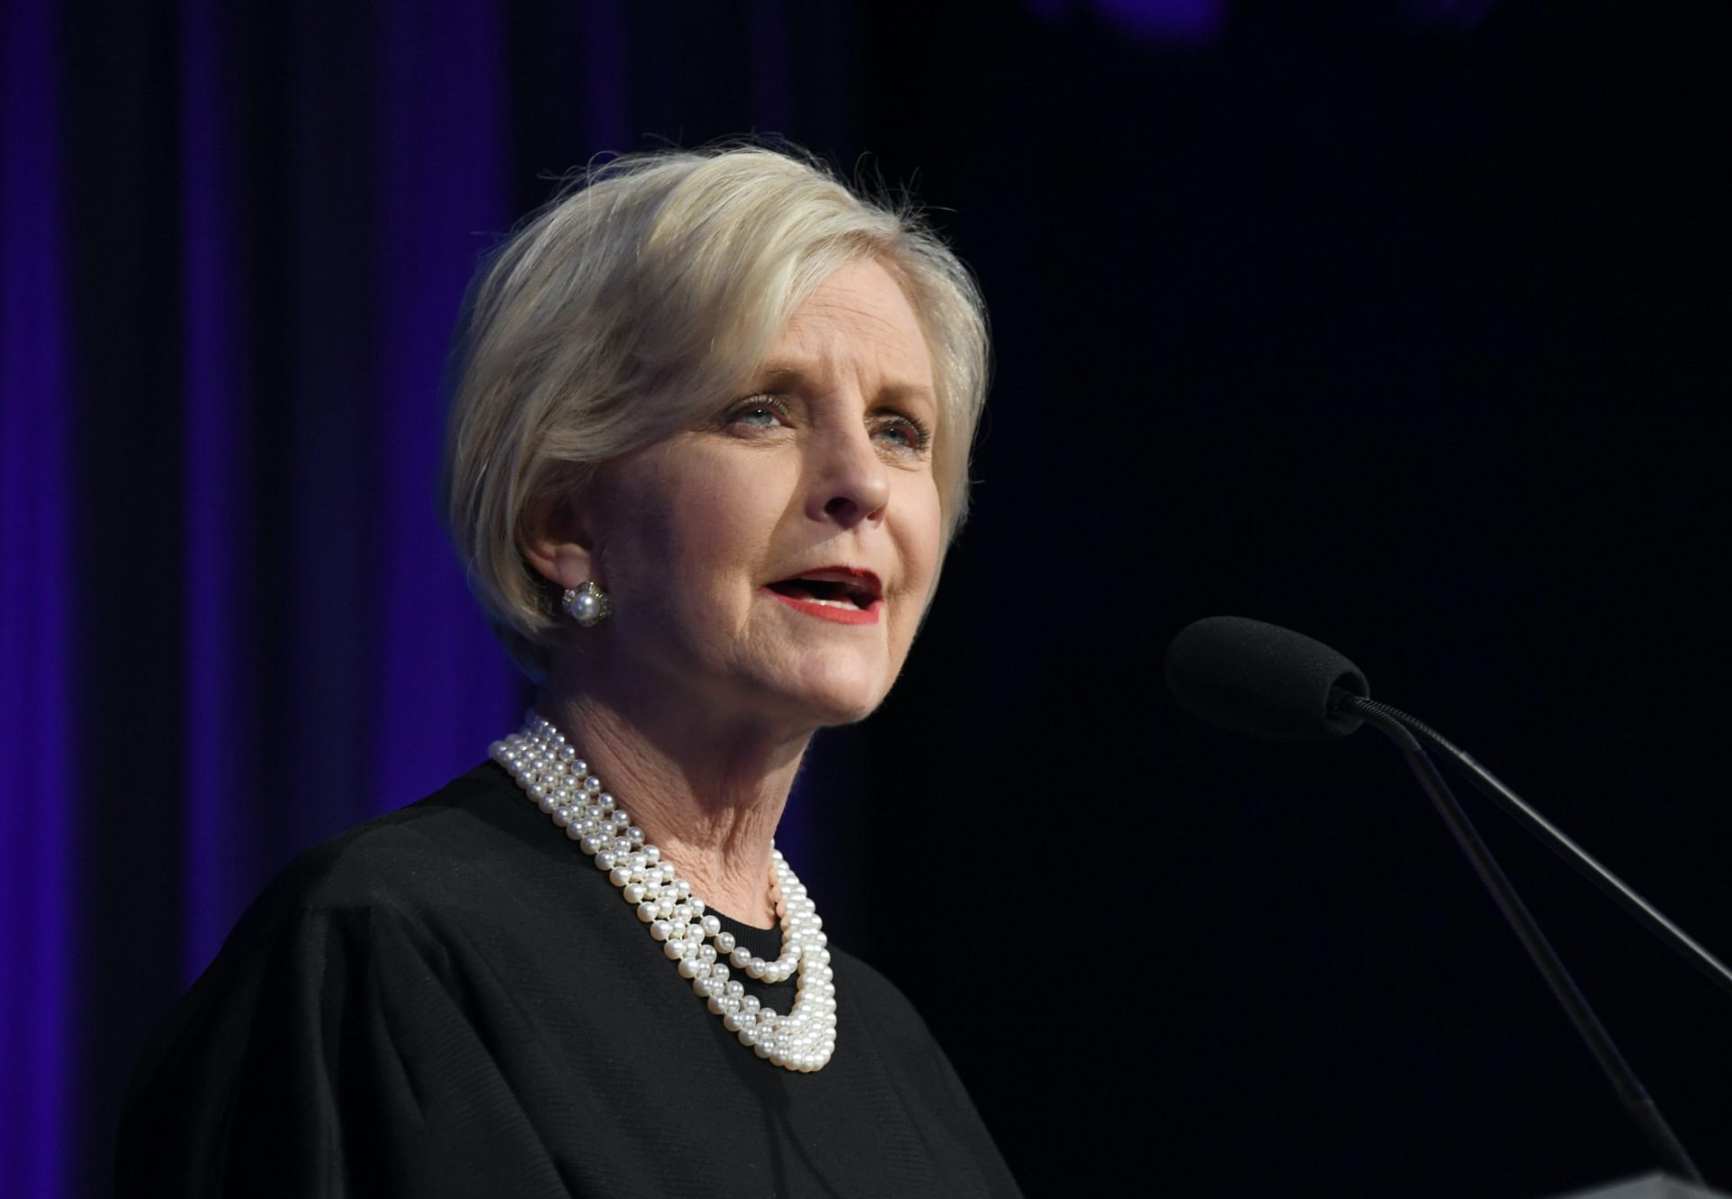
[579,257,945,733]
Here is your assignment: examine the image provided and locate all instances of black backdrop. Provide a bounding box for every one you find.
[13,1,1732,1195]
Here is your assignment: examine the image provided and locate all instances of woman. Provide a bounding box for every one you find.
[116,144,1020,1196]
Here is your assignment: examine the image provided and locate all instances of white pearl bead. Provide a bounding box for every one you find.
[636,902,657,923]
[649,920,671,942]
[715,932,736,954]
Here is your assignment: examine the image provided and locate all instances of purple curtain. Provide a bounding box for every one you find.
[3,0,535,1190]
[1,4,875,1191]
[2,2,73,1192]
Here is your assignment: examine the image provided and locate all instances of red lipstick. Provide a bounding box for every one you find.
[766,590,882,625]
[762,566,884,625]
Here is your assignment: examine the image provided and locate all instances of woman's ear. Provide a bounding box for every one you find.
[520,488,595,592]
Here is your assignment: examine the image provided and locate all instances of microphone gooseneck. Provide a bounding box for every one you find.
[1341,696,1704,1185]
[1332,692,1732,1003]
[1165,617,1716,1186]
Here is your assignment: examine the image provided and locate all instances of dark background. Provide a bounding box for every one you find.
[4,1,1729,1195]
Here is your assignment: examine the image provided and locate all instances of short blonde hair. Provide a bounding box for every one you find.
[442,143,990,678]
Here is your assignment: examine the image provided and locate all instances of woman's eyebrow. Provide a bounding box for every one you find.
[752,358,934,409]
[874,381,936,411]
[749,362,812,392]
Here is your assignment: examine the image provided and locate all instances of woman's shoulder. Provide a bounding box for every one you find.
[214,760,574,963]
[267,761,525,906]
[133,762,575,1077]
[116,764,600,1196]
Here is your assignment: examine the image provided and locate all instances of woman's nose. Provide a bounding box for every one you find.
[807,424,890,528]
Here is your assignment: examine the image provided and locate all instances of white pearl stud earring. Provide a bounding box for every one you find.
[561,580,611,627]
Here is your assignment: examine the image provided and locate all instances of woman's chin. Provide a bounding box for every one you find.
[808,693,885,728]
[773,663,892,728]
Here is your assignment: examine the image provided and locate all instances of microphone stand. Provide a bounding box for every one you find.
[1338,695,1705,1185]
[1339,694,1732,1003]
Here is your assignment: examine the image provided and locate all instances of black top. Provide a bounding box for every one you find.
[116,763,1021,1198]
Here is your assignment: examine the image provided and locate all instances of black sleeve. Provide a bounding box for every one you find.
[116,902,574,1198]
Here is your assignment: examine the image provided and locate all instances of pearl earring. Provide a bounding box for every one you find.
[561,580,611,627]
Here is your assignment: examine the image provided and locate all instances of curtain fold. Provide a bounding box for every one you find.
[2,6,853,1192]
[1,3,73,1194]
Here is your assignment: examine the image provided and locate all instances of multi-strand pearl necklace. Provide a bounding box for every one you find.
[490,713,838,1073]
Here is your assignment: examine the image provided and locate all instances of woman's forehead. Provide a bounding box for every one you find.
[760,262,936,393]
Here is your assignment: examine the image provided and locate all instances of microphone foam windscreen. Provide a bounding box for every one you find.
[1164,616,1369,741]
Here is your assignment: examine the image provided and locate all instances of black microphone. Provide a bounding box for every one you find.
[1164,615,1723,1188]
[1164,615,1368,741]
[1166,616,1732,1001]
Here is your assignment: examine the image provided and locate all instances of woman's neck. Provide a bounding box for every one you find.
[535,687,811,929]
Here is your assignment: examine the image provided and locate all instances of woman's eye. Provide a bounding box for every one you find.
[874,414,931,454]
[726,396,789,430]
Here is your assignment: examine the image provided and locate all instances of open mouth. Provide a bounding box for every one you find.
[764,567,883,614]
[765,576,879,610]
